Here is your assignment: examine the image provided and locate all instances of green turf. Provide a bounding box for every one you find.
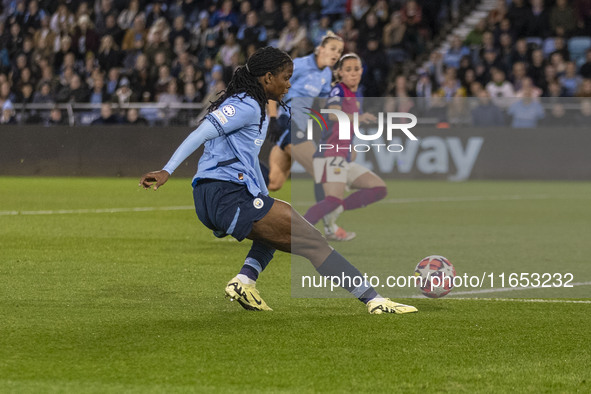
[1,177,590,393]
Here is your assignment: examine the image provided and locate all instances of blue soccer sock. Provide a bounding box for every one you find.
[316,250,379,304]
[237,241,276,284]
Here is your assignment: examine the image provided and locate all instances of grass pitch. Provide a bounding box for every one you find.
[1,177,590,393]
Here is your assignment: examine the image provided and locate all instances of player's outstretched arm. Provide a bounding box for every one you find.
[138,118,221,191]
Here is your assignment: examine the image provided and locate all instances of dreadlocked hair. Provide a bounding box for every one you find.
[208,46,292,132]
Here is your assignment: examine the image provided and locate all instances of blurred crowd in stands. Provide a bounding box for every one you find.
[0,0,590,127]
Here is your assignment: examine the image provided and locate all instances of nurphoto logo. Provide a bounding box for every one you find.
[305,108,419,153]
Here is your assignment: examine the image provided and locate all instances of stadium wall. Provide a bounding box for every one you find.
[1,126,590,180]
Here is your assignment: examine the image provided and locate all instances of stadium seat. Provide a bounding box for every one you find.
[568,36,591,64]
[526,37,543,49]
[543,38,556,57]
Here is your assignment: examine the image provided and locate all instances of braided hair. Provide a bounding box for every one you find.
[208,47,292,131]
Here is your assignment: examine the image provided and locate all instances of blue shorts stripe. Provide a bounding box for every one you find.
[227,207,241,235]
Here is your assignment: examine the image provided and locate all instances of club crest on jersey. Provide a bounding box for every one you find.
[253,198,264,209]
[222,105,236,117]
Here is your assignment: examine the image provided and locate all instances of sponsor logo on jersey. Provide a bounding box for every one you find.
[254,138,263,146]
[212,110,228,125]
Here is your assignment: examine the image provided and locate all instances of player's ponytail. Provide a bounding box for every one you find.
[208,47,292,132]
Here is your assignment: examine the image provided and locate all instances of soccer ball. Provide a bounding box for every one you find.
[414,255,456,298]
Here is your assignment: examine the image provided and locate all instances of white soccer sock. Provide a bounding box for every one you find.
[237,274,255,285]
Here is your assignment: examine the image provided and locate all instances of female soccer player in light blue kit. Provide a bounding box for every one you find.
[267,33,356,241]
[139,47,416,315]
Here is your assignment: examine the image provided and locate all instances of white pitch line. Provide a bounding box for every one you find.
[2,194,587,216]
[0,206,194,216]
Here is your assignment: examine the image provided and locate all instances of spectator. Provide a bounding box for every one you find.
[544,103,575,127]
[105,67,120,96]
[438,67,465,99]
[486,67,515,107]
[121,14,147,51]
[575,78,591,97]
[91,102,121,124]
[259,0,282,40]
[358,11,383,47]
[360,37,388,96]
[181,82,201,103]
[576,0,591,35]
[117,0,141,31]
[383,11,416,63]
[1,101,17,124]
[155,65,173,95]
[551,37,570,61]
[277,16,307,53]
[546,80,567,97]
[113,77,133,106]
[494,18,515,48]
[56,74,89,103]
[237,11,268,48]
[15,83,34,104]
[50,4,74,33]
[337,16,359,52]
[525,0,550,38]
[130,54,152,101]
[82,53,100,88]
[23,0,46,36]
[217,31,242,67]
[71,14,100,60]
[516,75,543,98]
[145,1,170,29]
[53,36,73,73]
[169,15,191,47]
[575,98,591,124]
[464,19,487,47]
[6,22,24,59]
[471,90,505,127]
[528,49,546,88]
[580,49,591,78]
[309,15,331,47]
[97,35,121,73]
[210,0,239,29]
[550,0,577,37]
[560,61,582,96]
[89,73,108,105]
[157,78,181,123]
[400,0,422,32]
[104,14,124,44]
[94,0,118,36]
[33,81,54,104]
[45,106,67,126]
[444,35,471,70]
[511,38,530,66]
[511,61,529,91]
[122,37,145,72]
[124,108,148,125]
[507,0,530,38]
[507,78,545,128]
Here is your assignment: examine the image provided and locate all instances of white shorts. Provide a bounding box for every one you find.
[313,156,370,185]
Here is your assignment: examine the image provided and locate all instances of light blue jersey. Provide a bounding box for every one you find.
[163,94,268,197]
[283,54,333,130]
